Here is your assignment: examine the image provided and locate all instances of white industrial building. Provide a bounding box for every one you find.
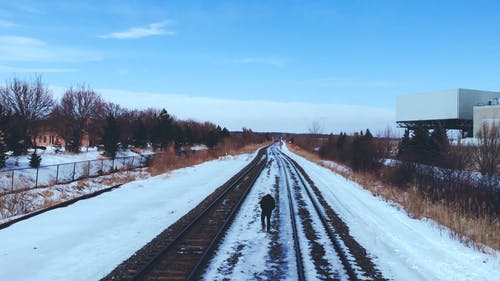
[396,88,500,137]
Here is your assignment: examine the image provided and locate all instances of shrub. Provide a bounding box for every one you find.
[29,151,42,168]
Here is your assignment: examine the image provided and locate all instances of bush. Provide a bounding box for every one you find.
[0,146,6,168]
[29,151,42,168]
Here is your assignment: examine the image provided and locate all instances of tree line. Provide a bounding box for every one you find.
[0,76,231,167]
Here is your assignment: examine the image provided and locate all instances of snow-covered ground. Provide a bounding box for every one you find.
[0,147,150,193]
[282,145,499,280]
[0,152,256,281]
[0,145,498,281]
[1,147,139,170]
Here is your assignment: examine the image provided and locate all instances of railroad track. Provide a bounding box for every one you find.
[102,147,268,281]
[272,146,386,280]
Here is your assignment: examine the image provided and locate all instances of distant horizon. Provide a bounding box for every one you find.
[1,1,499,133]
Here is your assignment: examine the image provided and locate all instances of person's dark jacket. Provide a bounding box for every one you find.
[260,194,275,212]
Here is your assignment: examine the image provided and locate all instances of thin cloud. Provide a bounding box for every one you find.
[0,36,100,63]
[232,57,285,67]
[98,21,175,39]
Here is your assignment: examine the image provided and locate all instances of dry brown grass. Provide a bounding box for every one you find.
[148,143,267,177]
[288,144,500,252]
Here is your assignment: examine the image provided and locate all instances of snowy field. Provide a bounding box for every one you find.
[0,147,151,193]
[0,152,256,281]
[282,145,499,280]
[0,145,498,280]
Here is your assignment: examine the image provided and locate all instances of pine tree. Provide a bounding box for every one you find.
[151,109,173,150]
[102,114,120,158]
[29,151,42,168]
[66,128,82,153]
[410,125,431,164]
[133,118,147,148]
[0,130,6,168]
[429,124,449,165]
[397,129,411,159]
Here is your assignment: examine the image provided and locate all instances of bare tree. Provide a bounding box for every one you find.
[0,76,54,153]
[308,120,322,135]
[104,102,124,117]
[474,121,500,177]
[60,85,105,150]
[60,85,105,123]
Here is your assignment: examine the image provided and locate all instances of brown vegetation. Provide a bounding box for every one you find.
[148,143,267,177]
[288,144,499,252]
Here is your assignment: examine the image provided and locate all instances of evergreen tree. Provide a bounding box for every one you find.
[365,128,373,139]
[429,124,449,164]
[102,114,120,158]
[133,118,147,148]
[151,109,173,150]
[0,130,6,168]
[206,129,219,148]
[221,127,230,138]
[29,151,42,168]
[0,105,8,167]
[66,128,81,153]
[350,129,379,171]
[397,129,411,159]
[5,115,26,156]
[410,125,431,164]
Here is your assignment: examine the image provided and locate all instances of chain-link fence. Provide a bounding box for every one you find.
[0,154,154,195]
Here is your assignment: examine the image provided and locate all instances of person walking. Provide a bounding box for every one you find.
[259,194,275,232]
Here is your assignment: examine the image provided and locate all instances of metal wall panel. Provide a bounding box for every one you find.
[396,90,458,121]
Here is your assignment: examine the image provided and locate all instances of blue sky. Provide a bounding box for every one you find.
[0,1,499,133]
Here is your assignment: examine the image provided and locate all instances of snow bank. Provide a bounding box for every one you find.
[0,152,255,281]
[282,145,500,281]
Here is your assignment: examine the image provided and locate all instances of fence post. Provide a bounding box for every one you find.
[56,164,59,184]
[101,159,104,173]
[87,161,91,177]
[131,156,135,168]
[72,162,76,181]
[112,158,115,172]
[11,170,14,191]
[35,167,39,189]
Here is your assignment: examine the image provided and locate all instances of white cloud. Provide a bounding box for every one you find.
[232,57,285,67]
[0,36,100,63]
[98,21,175,39]
[88,88,396,134]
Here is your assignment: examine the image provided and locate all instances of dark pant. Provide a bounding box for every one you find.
[261,210,272,230]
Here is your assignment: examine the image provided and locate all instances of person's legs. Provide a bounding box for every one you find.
[261,211,266,230]
[265,211,272,231]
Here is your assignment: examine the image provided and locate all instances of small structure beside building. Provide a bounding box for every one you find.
[473,100,500,136]
[35,130,90,148]
[396,88,500,136]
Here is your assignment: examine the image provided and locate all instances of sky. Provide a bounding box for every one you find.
[0,1,499,133]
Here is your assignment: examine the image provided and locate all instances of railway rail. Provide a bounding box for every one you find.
[102,147,268,281]
[273,146,386,280]
[104,144,384,280]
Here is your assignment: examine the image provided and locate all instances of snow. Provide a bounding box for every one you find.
[0,153,255,281]
[0,147,148,193]
[282,145,500,281]
[0,144,498,281]
[1,147,141,171]
[320,160,353,175]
